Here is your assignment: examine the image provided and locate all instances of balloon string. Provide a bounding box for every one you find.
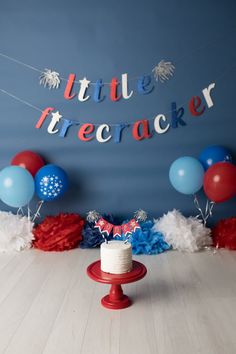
[17,207,24,216]
[27,205,31,221]
[205,199,209,216]
[194,194,205,224]
[32,200,44,222]
[193,195,214,226]
[205,201,215,222]
[27,205,33,233]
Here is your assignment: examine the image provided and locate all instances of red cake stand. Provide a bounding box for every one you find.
[87,260,147,310]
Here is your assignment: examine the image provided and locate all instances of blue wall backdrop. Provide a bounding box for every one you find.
[0,0,235,223]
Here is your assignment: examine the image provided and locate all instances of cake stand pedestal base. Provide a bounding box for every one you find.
[87,260,147,310]
[101,284,131,309]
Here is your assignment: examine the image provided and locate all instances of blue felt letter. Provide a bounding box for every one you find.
[59,119,79,138]
[137,75,154,94]
[114,124,129,143]
[93,79,105,103]
[171,102,186,128]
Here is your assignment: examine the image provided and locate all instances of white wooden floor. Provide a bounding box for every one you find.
[0,248,236,354]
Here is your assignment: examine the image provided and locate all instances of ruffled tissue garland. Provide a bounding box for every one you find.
[0,211,34,252]
[212,217,236,250]
[33,213,84,251]
[115,219,171,255]
[80,214,114,248]
[2,209,233,254]
[81,210,170,254]
[153,209,212,252]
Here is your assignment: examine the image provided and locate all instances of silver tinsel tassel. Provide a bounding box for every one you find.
[152,60,175,83]
[39,69,61,89]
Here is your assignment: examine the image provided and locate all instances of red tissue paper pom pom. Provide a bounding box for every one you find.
[212,217,236,250]
[33,213,85,251]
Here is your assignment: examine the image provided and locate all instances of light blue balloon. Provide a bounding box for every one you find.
[0,166,35,208]
[169,156,204,195]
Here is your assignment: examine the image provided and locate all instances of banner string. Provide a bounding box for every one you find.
[0,85,200,126]
[0,52,42,73]
[0,89,43,113]
[1,59,236,126]
[0,27,235,85]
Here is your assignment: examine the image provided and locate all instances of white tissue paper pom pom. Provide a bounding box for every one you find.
[153,209,212,252]
[0,211,34,252]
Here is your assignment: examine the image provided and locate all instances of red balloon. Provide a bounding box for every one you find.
[11,150,45,177]
[203,162,236,203]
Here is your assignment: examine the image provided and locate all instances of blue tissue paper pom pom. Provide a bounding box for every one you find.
[80,214,114,248]
[115,220,171,255]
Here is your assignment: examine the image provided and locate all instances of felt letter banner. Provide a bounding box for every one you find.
[189,96,205,116]
[64,74,76,100]
[132,119,152,140]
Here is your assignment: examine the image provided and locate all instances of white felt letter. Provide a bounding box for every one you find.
[154,114,170,134]
[202,82,215,108]
[47,111,62,134]
[78,77,90,102]
[96,124,112,143]
[122,73,133,99]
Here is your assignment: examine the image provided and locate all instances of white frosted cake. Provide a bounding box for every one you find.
[100,240,132,274]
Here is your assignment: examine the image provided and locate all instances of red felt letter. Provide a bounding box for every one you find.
[35,107,54,129]
[132,120,152,140]
[110,77,122,102]
[189,96,205,116]
[64,73,76,100]
[78,124,95,141]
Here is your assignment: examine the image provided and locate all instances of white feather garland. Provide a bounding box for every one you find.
[0,211,34,252]
[153,209,212,252]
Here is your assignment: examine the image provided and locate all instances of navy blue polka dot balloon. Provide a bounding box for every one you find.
[35,164,68,201]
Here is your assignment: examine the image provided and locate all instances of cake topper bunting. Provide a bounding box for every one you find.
[87,210,146,243]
